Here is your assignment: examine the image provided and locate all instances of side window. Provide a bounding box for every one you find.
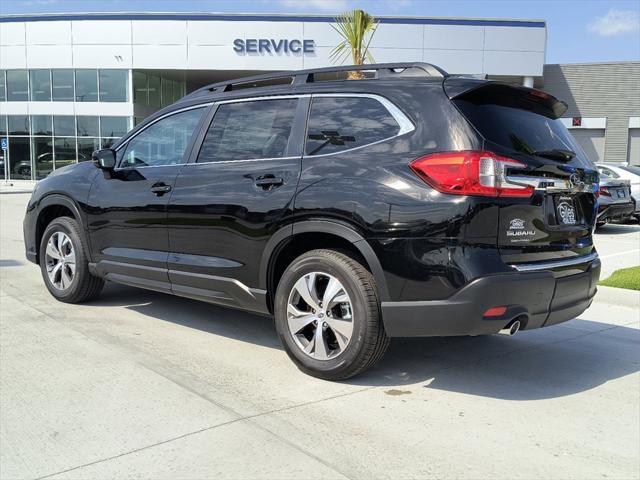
[598,167,618,178]
[305,96,401,156]
[120,107,205,168]
[198,98,297,162]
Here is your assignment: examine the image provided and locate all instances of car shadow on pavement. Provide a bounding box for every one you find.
[88,283,639,400]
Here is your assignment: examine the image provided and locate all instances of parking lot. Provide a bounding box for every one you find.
[1,191,639,480]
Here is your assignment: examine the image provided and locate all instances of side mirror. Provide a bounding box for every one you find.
[92,149,116,170]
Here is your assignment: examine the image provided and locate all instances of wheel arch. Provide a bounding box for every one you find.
[35,194,89,264]
[260,220,390,312]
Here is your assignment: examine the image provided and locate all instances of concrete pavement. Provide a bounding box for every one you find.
[1,193,638,480]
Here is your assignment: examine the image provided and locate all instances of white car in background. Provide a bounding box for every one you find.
[597,163,640,222]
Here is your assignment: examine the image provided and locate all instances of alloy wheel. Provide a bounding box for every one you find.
[45,231,76,290]
[286,271,354,360]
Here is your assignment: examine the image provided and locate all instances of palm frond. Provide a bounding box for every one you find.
[330,9,378,67]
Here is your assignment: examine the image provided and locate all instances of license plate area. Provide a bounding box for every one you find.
[551,194,582,226]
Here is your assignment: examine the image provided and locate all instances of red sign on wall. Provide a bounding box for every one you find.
[572,117,582,126]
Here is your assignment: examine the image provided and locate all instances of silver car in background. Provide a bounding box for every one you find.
[596,174,634,227]
[597,163,640,222]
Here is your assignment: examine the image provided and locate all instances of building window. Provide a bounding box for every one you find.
[8,116,30,135]
[75,69,98,102]
[133,72,148,104]
[0,71,6,102]
[161,79,173,107]
[33,137,54,179]
[173,81,184,102]
[76,116,99,137]
[54,116,76,136]
[52,70,74,101]
[148,75,161,107]
[31,115,53,136]
[29,70,51,101]
[3,114,131,180]
[100,116,129,138]
[53,137,77,170]
[6,70,29,101]
[8,138,32,180]
[99,69,128,102]
[77,137,99,161]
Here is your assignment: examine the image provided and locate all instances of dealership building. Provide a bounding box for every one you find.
[0,12,637,181]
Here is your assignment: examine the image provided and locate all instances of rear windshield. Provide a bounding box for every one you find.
[454,99,593,165]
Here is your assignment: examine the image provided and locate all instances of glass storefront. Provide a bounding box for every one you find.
[0,115,131,180]
[0,68,185,180]
[132,71,185,108]
[0,68,129,103]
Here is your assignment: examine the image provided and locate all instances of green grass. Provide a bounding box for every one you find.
[599,266,640,291]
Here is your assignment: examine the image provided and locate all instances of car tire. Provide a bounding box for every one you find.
[274,249,389,380]
[39,216,104,303]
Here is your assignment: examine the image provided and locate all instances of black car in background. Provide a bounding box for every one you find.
[24,63,601,380]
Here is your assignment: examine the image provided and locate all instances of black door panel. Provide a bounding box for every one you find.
[86,166,181,289]
[167,159,300,301]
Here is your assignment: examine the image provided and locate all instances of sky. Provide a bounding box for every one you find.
[1,0,639,64]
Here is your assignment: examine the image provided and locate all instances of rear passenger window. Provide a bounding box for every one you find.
[198,98,297,162]
[305,96,400,156]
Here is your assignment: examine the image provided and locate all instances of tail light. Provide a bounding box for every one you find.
[409,151,534,198]
[599,186,611,197]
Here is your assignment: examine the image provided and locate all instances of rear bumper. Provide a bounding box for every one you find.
[381,256,600,337]
[597,202,635,221]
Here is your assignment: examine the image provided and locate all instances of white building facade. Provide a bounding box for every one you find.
[0,13,547,180]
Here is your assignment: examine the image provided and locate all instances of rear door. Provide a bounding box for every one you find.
[450,82,599,265]
[166,96,307,312]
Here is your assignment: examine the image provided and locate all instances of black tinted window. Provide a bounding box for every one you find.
[198,99,297,162]
[455,99,590,165]
[305,97,400,156]
[121,107,205,168]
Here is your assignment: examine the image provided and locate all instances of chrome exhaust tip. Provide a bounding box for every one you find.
[499,320,521,336]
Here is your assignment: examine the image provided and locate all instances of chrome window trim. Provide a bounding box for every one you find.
[509,252,599,272]
[188,156,299,166]
[303,93,415,158]
[114,102,212,170]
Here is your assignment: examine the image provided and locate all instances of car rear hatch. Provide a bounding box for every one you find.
[445,79,599,267]
[600,177,632,204]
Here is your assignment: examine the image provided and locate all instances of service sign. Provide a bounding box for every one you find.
[233,38,315,54]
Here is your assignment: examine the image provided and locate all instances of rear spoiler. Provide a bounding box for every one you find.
[444,78,568,119]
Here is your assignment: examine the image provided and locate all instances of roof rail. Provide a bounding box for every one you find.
[185,62,447,99]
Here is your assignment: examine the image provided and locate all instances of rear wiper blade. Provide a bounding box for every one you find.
[533,149,576,162]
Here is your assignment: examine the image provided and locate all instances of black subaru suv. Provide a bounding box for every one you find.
[24,63,600,380]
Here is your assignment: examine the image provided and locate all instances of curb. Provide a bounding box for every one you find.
[594,285,640,310]
[0,181,36,195]
[0,190,34,195]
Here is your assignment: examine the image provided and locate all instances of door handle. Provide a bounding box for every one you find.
[150,182,172,196]
[254,176,284,190]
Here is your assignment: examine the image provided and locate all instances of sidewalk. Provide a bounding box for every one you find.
[0,180,36,195]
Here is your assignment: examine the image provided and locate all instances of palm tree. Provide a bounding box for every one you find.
[330,9,379,79]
